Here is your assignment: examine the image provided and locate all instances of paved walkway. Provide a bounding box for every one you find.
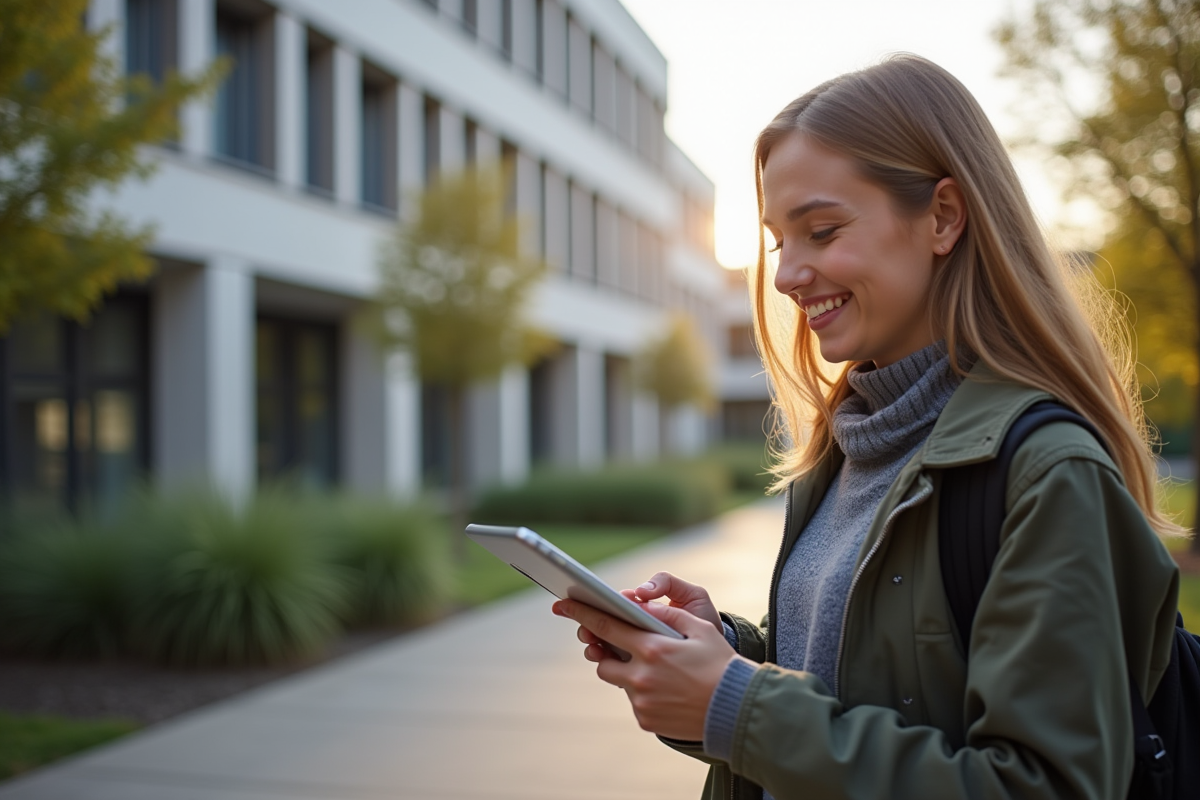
[0,499,784,800]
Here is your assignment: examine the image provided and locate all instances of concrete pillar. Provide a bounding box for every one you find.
[397,82,424,218]
[631,391,659,462]
[474,127,501,166]
[510,0,538,78]
[477,0,503,52]
[274,11,305,190]
[88,0,124,67]
[439,0,463,23]
[178,0,214,159]
[467,365,530,490]
[439,106,465,174]
[515,151,542,258]
[152,259,255,499]
[333,46,362,206]
[668,406,707,457]
[574,344,605,468]
[341,318,421,498]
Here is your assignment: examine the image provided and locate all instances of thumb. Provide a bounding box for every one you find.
[642,600,715,638]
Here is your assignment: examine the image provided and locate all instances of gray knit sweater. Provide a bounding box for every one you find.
[703,342,961,773]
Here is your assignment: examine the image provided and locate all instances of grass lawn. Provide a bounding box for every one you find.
[0,712,138,781]
[455,524,670,607]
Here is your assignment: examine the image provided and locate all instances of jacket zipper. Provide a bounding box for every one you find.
[831,481,932,700]
[764,487,793,665]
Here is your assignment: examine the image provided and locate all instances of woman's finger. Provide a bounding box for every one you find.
[634,572,709,606]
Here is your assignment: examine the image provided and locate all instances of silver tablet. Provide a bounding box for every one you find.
[464,524,685,641]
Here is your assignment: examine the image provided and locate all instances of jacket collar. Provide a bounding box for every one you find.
[917,360,1052,468]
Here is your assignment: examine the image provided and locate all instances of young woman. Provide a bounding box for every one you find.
[552,55,1183,799]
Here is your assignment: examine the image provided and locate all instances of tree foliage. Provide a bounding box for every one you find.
[375,164,549,389]
[0,0,220,331]
[997,0,1200,457]
[637,314,715,413]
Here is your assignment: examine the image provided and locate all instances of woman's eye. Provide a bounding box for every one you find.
[811,226,839,242]
[768,240,782,253]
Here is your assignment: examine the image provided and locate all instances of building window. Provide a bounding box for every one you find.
[214,3,274,172]
[528,357,555,464]
[0,295,150,518]
[361,63,397,212]
[256,319,337,488]
[305,29,334,194]
[125,0,177,83]
[424,96,441,185]
[723,400,773,442]
[420,384,452,488]
[464,118,478,166]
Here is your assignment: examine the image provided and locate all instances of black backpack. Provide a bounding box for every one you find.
[938,401,1200,800]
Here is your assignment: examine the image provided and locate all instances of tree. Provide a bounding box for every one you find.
[375,165,548,546]
[996,0,1200,536]
[0,0,221,331]
[636,314,715,455]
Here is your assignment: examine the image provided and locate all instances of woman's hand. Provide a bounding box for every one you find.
[626,572,723,633]
[552,597,738,741]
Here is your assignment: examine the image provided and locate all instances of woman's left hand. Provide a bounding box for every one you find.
[552,597,739,741]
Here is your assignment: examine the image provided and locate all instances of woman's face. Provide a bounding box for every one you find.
[762,132,957,367]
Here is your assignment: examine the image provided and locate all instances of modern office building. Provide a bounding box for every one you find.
[0,0,730,515]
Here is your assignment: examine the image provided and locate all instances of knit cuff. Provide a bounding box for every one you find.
[703,657,758,761]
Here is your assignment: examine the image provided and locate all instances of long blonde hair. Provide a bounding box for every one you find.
[753,54,1182,537]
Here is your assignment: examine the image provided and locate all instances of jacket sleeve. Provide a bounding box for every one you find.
[720,611,768,664]
[725,456,1177,800]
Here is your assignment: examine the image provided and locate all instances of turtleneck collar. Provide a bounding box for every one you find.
[832,341,962,464]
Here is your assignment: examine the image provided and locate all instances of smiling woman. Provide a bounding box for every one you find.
[556,54,1187,800]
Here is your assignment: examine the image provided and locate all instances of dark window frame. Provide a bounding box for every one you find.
[0,293,152,517]
[255,316,340,488]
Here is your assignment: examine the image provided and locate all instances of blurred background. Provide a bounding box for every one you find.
[1,0,1198,787]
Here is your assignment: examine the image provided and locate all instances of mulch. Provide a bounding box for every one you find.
[1175,550,1200,576]
[0,629,403,725]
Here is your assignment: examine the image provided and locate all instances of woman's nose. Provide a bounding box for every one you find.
[774,257,816,298]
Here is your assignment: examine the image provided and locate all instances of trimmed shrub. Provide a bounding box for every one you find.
[473,460,730,527]
[125,489,349,667]
[702,444,778,494]
[0,522,132,658]
[324,497,452,626]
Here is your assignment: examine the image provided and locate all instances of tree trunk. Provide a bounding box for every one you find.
[447,385,469,561]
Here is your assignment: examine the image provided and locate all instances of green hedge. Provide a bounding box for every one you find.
[473,460,732,527]
[0,489,451,667]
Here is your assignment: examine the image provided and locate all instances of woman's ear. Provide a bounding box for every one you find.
[930,177,967,256]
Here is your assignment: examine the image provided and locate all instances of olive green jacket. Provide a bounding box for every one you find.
[666,368,1180,800]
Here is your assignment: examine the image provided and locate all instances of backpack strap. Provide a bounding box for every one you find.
[938,400,1102,650]
[937,401,1178,798]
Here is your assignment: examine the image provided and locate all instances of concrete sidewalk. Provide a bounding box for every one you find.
[0,499,784,800]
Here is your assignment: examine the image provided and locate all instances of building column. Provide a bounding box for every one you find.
[341,317,421,498]
[631,391,660,463]
[439,106,465,174]
[514,151,542,258]
[474,127,501,166]
[152,259,255,500]
[333,45,362,206]
[178,0,214,159]
[574,343,605,468]
[397,82,424,219]
[467,365,530,490]
[274,11,305,190]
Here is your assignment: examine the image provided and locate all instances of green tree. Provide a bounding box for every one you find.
[375,165,548,546]
[0,0,221,330]
[636,314,715,454]
[997,0,1200,531]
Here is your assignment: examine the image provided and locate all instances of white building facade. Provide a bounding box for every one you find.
[0,0,727,514]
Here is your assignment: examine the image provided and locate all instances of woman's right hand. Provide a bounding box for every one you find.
[624,572,722,633]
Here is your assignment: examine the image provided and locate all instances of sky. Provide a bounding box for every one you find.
[617,0,1088,268]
